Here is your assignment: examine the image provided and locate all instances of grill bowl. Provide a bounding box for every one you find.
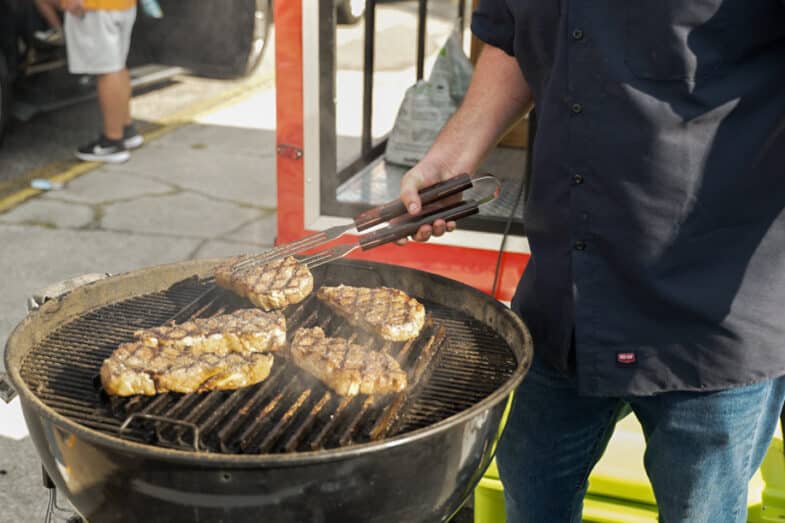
[6,258,532,523]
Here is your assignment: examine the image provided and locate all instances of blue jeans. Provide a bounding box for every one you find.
[496,355,785,523]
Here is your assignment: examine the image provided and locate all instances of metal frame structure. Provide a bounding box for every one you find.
[275,0,529,301]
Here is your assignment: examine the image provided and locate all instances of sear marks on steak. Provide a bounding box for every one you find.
[101,309,285,396]
[316,285,425,341]
[214,255,314,311]
[101,346,274,396]
[133,308,286,355]
[290,327,408,396]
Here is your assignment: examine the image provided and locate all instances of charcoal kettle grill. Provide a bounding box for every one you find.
[5,258,532,523]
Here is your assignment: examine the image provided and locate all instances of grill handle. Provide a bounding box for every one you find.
[120,413,201,452]
[0,373,17,403]
[353,173,473,231]
[358,199,480,250]
[27,273,111,312]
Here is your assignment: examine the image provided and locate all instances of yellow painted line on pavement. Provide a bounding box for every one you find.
[0,72,274,214]
[0,162,98,213]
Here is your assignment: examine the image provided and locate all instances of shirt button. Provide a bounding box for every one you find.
[571,29,584,40]
[571,103,583,114]
[574,240,587,251]
[579,212,589,222]
[573,173,584,185]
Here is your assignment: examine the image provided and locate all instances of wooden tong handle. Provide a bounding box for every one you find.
[358,200,480,250]
[353,173,473,232]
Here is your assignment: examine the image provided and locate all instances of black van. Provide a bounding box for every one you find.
[0,0,367,145]
[0,0,280,144]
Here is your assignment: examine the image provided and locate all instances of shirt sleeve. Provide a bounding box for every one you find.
[470,0,516,56]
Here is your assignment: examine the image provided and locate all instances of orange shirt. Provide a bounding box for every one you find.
[68,0,136,10]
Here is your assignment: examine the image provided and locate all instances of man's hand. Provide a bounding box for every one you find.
[399,159,458,243]
[61,0,85,17]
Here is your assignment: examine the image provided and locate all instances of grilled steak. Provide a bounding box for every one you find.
[101,344,274,396]
[133,308,286,355]
[101,309,285,396]
[316,285,425,341]
[290,327,407,396]
[215,255,314,311]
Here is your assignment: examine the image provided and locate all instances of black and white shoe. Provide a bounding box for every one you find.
[75,136,130,163]
[123,124,144,150]
[33,28,65,46]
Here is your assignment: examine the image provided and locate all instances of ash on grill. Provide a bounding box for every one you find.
[20,275,517,455]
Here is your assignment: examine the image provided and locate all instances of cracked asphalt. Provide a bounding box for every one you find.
[0,112,280,378]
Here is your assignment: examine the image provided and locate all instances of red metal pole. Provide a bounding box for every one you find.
[275,0,305,245]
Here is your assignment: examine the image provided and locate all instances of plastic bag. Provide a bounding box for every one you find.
[384,27,473,167]
[139,0,163,18]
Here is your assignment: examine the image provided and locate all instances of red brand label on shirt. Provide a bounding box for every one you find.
[616,352,637,365]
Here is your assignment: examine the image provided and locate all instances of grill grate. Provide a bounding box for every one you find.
[20,276,517,455]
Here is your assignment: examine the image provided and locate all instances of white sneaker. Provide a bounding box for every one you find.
[33,28,65,46]
[123,124,145,150]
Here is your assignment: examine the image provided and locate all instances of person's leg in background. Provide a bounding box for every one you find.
[631,376,785,523]
[35,0,62,31]
[96,68,130,142]
[96,65,142,148]
[34,0,64,45]
[64,7,139,162]
[110,7,144,150]
[95,66,143,151]
[496,355,626,523]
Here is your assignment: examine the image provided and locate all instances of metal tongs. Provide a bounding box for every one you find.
[231,173,501,271]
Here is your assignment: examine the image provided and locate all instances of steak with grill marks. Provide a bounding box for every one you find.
[214,255,314,311]
[290,327,408,396]
[316,285,425,341]
[133,308,286,355]
[101,309,285,396]
[101,345,274,396]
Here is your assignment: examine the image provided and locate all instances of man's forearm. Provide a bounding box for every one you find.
[399,42,533,234]
[425,43,533,175]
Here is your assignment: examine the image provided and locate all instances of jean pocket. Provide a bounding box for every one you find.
[623,0,731,81]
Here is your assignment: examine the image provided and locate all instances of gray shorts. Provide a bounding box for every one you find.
[65,7,137,75]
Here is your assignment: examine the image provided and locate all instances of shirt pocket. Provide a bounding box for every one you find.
[623,0,732,81]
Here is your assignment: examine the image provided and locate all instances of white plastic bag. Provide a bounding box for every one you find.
[385,27,473,167]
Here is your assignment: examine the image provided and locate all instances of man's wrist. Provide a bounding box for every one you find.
[420,149,476,180]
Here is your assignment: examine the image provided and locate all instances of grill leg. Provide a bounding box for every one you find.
[41,465,54,489]
[41,465,85,523]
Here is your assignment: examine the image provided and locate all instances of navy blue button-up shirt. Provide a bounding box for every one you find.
[472,0,785,396]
